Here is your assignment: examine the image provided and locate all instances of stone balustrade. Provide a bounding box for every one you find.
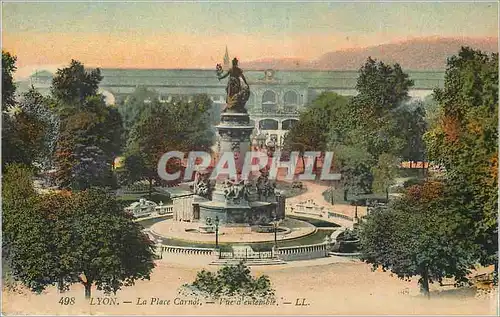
[156,205,173,215]
[327,211,354,221]
[276,242,329,261]
[158,245,215,257]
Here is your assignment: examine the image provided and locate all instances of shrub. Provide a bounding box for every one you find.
[180,261,275,300]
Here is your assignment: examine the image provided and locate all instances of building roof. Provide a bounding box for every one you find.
[24,68,445,91]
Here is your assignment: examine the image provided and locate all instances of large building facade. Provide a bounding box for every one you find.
[22,59,444,147]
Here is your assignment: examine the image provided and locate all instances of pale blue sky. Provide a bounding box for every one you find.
[4,2,498,36]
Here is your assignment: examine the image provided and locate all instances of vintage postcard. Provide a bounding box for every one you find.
[1,1,498,315]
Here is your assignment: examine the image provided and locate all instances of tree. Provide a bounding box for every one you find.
[123,95,214,192]
[284,92,351,158]
[424,47,498,268]
[51,61,123,189]
[397,101,427,167]
[2,51,17,108]
[359,181,477,298]
[350,57,414,160]
[181,261,275,300]
[54,99,120,190]
[2,54,55,169]
[118,86,159,139]
[333,144,373,201]
[125,102,170,195]
[18,88,59,169]
[371,153,399,200]
[70,189,156,298]
[2,164,49,292]
[51,59,102,107]
[3,185,156,299]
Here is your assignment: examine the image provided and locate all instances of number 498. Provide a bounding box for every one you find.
[59,297,75,305]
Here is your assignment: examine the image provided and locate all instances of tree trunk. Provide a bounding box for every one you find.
[344,189,348,202]
[422,160,427,179]
[385,187,389,201]
[84,282,92,299]
[301,155,306,174]
[420,270,430,299]
[58,277,65,293]
[313,157,318,176]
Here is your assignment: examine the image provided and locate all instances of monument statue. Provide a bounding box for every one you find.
[222,179,246,203]
[256,167,276,199]
[193,170,212,199]
[216,58,250,113]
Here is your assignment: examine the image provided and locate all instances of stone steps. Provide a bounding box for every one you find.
[209,258,286,266]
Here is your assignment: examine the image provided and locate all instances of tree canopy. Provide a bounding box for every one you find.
[359,181,477,298]
[424,47,498,267]
[2,51,17,108]
[52,61,123,190]
[2,167,156,299]
[120,94,214,190]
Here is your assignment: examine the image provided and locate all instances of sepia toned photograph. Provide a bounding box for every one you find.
[1,1,498,315]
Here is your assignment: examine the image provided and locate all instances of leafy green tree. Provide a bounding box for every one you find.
[2,164,47,292]
[371,153,399,200]
[71,189,155,298]
[125,102,170,195]
[2,51,17,108]
[1,89,55,169]
[118,86,159,138]
[359,181,477,298]
[55,97,121,190]
[3,185,156,299]
[51,59,102,107]
[284,92,351,152]
[18,88,59,168]
[123,95,214,192]
[350,57,414,160]
[397,101,427,167]
[51,61,123,189]
[333,144,373,201]
[182,262,275,300]
[1,54,55,169]
[424,47,498,268]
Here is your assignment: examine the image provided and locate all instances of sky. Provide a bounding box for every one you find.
[2,1,498,79]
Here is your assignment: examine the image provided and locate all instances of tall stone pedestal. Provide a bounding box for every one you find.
[215,111,254,173]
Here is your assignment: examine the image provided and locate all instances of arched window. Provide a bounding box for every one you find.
[283,91,298,113]
[284,91,298,105]
[259,119,279,130]
[282,119,298,131]
[262,90,277,113]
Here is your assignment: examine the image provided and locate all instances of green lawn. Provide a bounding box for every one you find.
[150,229,335,252]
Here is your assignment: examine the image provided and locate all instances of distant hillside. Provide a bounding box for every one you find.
[242,37,498,70]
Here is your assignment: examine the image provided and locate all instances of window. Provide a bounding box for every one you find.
[259,119,279,130]
[282,119,298,131]
[284,91,298,105]
[262,90,277,104]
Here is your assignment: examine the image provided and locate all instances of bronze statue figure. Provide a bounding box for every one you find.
[216,58,250,113]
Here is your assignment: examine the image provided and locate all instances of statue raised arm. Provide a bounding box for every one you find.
[216,58,250,113]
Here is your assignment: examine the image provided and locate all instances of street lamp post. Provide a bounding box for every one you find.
[215,216,219,249]
[272,216,278,250]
